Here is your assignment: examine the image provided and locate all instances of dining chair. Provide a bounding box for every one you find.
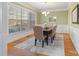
[49,25,57,43]
[53,25,57,39]
[33,26,47,48]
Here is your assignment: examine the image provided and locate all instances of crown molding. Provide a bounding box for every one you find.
[39,8,68,13]
[11,2,39,13]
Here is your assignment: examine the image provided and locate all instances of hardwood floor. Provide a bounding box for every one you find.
[8,33,79,56]
[8,46,48,56]
[64,33,79,56]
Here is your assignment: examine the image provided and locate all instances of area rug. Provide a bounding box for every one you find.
[15,34,64,56]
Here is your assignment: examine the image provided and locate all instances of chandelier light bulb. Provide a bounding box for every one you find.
[42,11,50,16]
[47,11,50,14]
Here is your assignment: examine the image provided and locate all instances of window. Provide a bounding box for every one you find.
[21,9,30,31]
[72,4,79,24]
[8,4,20,33]
[8,3,36,34]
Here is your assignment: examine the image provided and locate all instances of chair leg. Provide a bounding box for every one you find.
[53,34,55,40]
[39,40,41,42]
[51,37,53,43]
[35,39,37,46]
[42,40,44,48]
[53,36,55,40]
[54,34,56,37]
[46,39,48,45]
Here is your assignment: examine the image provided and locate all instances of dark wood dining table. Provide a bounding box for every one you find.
[43,27,52,45]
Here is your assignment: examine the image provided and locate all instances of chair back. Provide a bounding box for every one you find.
[33,26,44,40]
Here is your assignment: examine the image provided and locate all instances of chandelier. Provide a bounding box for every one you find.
[42,11,50,16]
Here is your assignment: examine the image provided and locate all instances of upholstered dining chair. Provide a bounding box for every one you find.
[53,25,57,38]
[49,25,57,43]
[33,26,47,48]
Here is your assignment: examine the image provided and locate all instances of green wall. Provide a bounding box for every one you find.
[37,12,41,24]
[37,11,68,25]
[68,2,79,29]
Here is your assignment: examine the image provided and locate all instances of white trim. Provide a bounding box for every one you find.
[69,26,79,54]
[56,25,69,33]
[40,8,68,12]
[0,3,2,56]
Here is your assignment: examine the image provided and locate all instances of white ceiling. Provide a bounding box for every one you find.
[26,2,69,12]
